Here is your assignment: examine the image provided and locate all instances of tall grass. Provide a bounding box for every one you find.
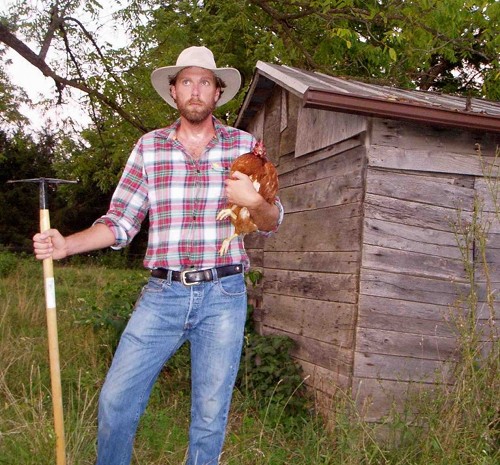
[1,154,499,465]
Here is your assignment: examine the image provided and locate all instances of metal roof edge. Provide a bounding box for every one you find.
[254,61,309,97]
[304,88,500,133]
[235,61,311,129]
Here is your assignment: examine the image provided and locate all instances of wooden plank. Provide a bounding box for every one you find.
[359,294,453,322]
[264,250,359,273]
[482,212,500,233]
[260,294,357,346]
[279,145,364,187]
[262,327,354,376]
[263,294,357,328]
[280,88,288,133]
[264,269,358,303]
[356,327,458,361]
[358,287,498,325]
[366,168,475,210]
[475,176,500,213]
[352,377,438,422]
[365,193,473,231]
[358,306,456,338]
[474,282,500,321]
[368,145,485,175]
[364,218,463,260]
[353,352,455,383]
[244,233,265,250]
[278,138,363,181]
[245,248,263,268]
[300,360,351,395]
[278,91,300,157]
[295,107,367,157]
[476,238,500,281]
[258,294,355,348]
[360,269,468,306]
[362,244,466,280]
[280,173,363,213]
[246,106,264,141]
[263,86,282,165]
[264,204,363,252]
[371,118,500,156]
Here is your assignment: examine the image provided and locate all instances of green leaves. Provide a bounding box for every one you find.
[238,306,308,415]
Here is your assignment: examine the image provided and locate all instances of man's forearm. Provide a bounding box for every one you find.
[65,223,116,256]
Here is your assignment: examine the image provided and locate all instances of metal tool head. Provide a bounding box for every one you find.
[7,177,78,209]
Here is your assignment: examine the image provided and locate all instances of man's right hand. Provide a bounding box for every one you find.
[33,229,68,261]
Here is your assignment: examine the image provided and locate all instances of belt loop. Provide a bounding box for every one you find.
[211,267,219,284]
[167,269,173,285]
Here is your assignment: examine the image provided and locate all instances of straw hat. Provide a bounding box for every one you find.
[151,46,242,108]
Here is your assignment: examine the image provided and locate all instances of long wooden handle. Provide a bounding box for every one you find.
[40,209,66,465]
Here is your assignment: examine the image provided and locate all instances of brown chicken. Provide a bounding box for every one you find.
[217,141,279,255]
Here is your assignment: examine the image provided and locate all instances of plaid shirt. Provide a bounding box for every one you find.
[95,117,282,271]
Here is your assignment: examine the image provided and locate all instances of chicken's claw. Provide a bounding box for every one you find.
[216,208,237,221]
[219,233,238,256]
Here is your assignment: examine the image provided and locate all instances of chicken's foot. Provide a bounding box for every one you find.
[216,205,238,221]
[219,233,239,256]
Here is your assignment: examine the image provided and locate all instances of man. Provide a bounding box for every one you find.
[33,46,283,465]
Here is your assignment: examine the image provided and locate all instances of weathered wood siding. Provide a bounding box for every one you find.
[353,119,500,421]
[244,87,368,397]
[242,85,499,423]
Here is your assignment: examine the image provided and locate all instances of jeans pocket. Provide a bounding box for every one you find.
[217,273,246,297]
[143,277,166,293]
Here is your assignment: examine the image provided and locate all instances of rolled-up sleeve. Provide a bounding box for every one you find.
[94,141,149,249]
[258,196,284,237]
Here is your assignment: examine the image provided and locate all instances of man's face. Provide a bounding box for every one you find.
[170,67,220,123]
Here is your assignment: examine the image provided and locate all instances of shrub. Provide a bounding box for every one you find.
[0,251,18,278]
[237,306,308,416]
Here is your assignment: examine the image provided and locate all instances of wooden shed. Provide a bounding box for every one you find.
[236,62,500,422]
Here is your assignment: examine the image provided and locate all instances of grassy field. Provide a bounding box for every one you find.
[1,253,499,465]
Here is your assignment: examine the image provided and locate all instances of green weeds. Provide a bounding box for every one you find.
[0,218,498,465]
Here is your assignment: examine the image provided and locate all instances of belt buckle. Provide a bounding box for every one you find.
[181,270,200,286]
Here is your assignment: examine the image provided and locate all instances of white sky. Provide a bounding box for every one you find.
[6,52,92,132]
[1,0,129,133]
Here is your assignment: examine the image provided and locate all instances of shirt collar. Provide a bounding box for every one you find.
[158,116,230,141]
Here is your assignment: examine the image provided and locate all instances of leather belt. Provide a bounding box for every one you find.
[151,264,243,286]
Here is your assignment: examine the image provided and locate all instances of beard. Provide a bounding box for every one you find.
[177,98,216,124]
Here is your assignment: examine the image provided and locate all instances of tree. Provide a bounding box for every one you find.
[0,129,57,249]
[1,0,497,133]
[0,0,498,252]
[0,42,29,130]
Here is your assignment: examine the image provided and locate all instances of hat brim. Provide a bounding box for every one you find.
[151,66,241,109]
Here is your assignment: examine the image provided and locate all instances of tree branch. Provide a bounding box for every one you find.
[418,58,452,90]
[0,22,149,133]
[39,4,62,60]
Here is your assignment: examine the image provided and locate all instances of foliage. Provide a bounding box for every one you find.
[0,62,29,130]
[238,324,308,416]
[0,249,18,277]
[72,264,308,416]
[1,256,499,464]
[0,129,58,249]
[0,0,498,252]
[73,269,148,350]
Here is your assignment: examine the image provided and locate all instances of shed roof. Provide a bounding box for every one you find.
[236,61,500,133]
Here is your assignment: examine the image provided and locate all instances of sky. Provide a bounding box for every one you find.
[5,51,92,132]
[1,0,128,133]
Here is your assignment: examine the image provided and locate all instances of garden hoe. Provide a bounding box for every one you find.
[7,177,77,465]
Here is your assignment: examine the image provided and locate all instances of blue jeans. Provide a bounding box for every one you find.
[95,270,247,465]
